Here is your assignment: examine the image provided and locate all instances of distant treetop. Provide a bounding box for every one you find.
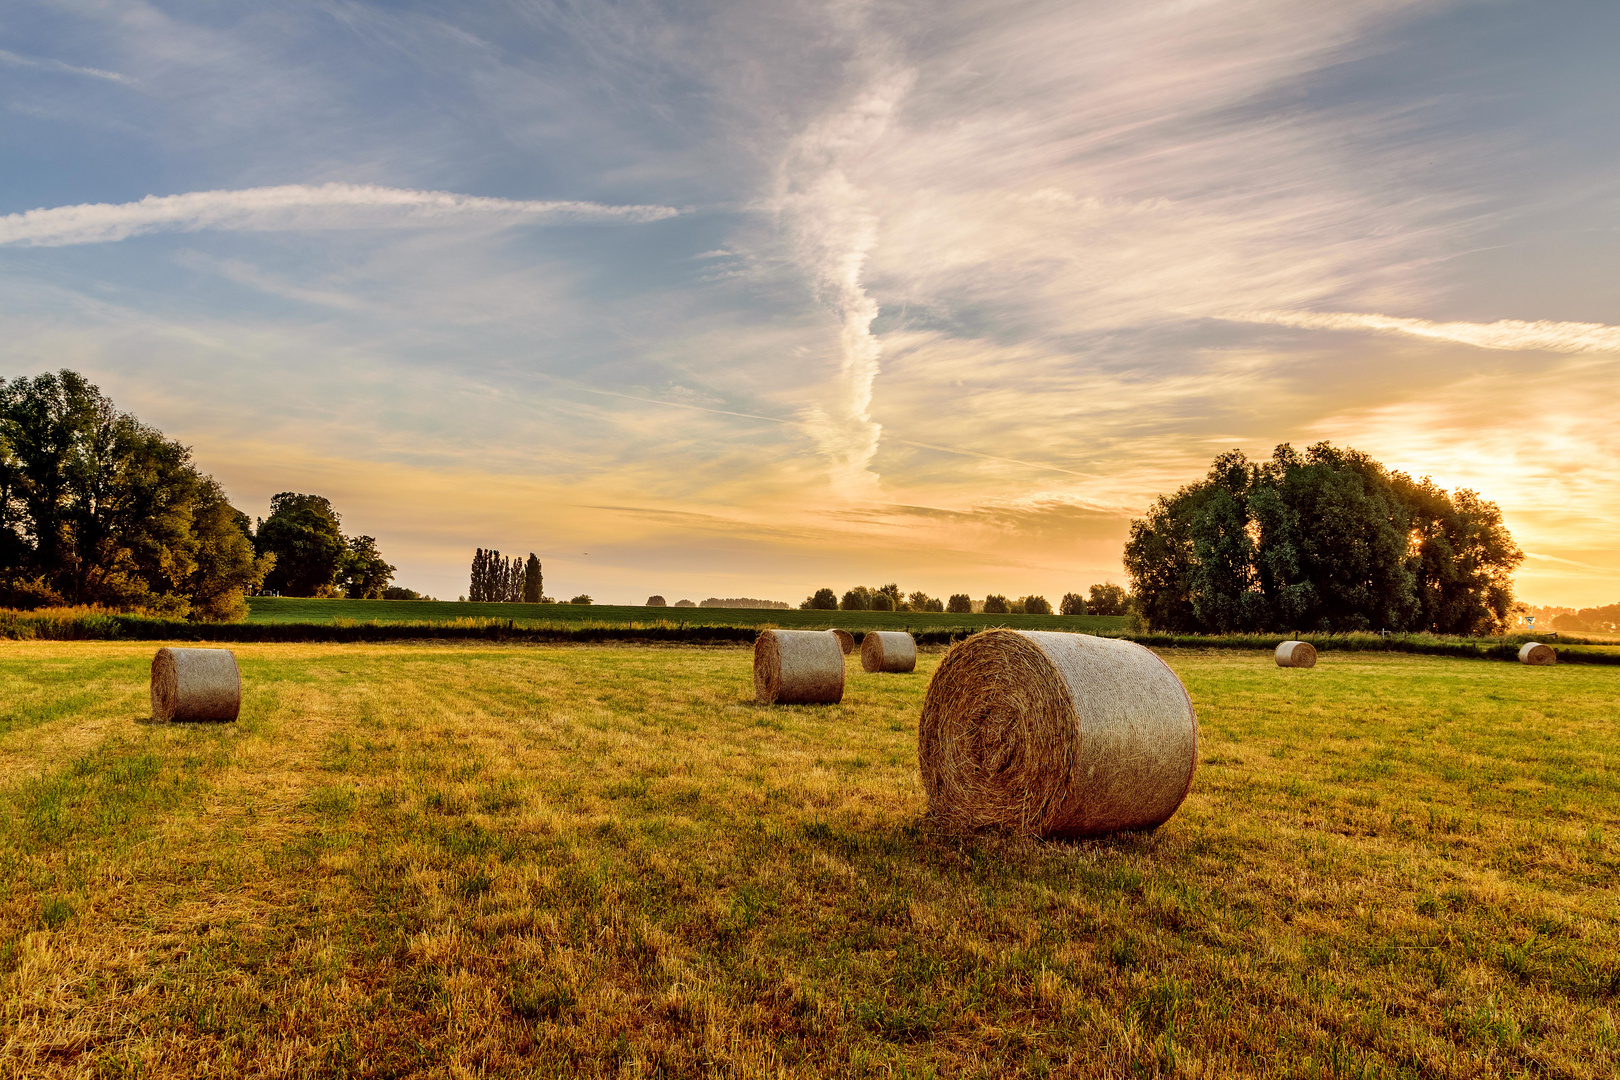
[699,597,790,609]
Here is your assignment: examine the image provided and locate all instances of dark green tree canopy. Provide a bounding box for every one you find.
[467,548,530,602]
[1,370,270,619]
[523,554,543,604]
[256,494,348,597]
[1086,583,1129,617]
[800,587,838,610]
[340,535,396,600]
[1123,443,1522,635]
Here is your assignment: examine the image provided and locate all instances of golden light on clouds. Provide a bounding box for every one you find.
[2,0,1617,607]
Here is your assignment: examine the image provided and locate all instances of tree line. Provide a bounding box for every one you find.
[468,549,543,603]
[1543,602,1619,634]
[795,582,1130,616]
[1124,443,1522,635]
[0,371,403,619]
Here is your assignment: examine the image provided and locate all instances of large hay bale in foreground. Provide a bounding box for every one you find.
[828,628,855,655]
[918,630,1196,837]
[754,629,845,704]
[1518,642,1556,666]
[150,647,241,722]
[1275,640,1317,668]
[861,630,917,673]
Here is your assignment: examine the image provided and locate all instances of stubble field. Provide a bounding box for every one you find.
[1,640,1616,1078]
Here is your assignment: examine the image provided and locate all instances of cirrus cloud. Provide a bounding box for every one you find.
[0,183,681,247]
[1227,309,1620,354]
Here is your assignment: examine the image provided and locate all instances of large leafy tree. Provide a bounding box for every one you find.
[340,535,396,599]
[256,493,348,597]
[188,481,269,621]
[0,370,270,618]
[1124,442,1520,634]
[1252,444,1420,632]
[1086,583,1131,617]
[1395,476,1522,635]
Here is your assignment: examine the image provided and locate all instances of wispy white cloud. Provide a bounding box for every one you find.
[5,0,1617,606]
[1523,551,1619,575]
[0,47,132,84]
[775,63,915,497]
[0,184,680,247]
[1228,309,1620,353]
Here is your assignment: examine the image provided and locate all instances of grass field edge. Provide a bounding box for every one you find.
[4,610,1616,664]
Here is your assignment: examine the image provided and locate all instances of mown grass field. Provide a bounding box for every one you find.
[245,597,1127,635]
[2,641,1616,1078]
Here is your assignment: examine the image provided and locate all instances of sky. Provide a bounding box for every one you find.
[2,0,1618,608]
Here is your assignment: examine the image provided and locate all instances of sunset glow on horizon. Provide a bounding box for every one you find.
[3,1,1617,608]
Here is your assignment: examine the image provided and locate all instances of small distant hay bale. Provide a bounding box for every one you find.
[861,630,917,673]
[150,647,241,722]
[1518,642,1556,666]
[1275,640,1317,668]
[918,630,1197,837]
[828,628,855,654]
[754,629,845,704]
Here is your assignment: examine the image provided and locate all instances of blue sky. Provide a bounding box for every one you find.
[3,0,1618,606]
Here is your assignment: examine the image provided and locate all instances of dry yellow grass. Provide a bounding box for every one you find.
[0,640,1616,1078]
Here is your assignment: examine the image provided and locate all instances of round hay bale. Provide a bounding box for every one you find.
[150,647,241,722]
[754,629,845,704]
[828,628,855,655]
[1518,641,1556,666]
[861,630,917,673]
[1275,640,1317,668]
[918,630,1196,837]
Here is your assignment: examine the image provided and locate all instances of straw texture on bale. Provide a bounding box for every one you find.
[828,628,855,655]
[1275,640,1317,668]
[754,629,846,704]
[1518,641,1556,666]
[861,630,918,673]
[150,647,241,722]
[918,630,1197,837]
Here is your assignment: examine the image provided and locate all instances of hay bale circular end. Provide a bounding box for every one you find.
[828,628,855,655]
[918,630,1197,837]
[861,630,917,673]
[1275,640,1317,668]
[754,629,845,704]
[150,647,241,722]
[1518,642,1556,666]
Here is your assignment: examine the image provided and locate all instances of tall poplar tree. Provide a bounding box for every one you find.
[523,553,542,603]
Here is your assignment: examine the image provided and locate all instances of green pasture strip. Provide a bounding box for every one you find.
[1130,631,1620,666]
[7,606,1618,667]
[1,643,1616,1078]
[244,597,1124,632]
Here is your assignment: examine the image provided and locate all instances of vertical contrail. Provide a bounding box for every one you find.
[777,65,913,497]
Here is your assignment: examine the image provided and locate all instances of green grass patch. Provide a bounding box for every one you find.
[244,596,1126,632]
[0,642,1616,1076]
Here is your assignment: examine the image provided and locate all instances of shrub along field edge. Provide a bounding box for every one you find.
[3,606,1616,664]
